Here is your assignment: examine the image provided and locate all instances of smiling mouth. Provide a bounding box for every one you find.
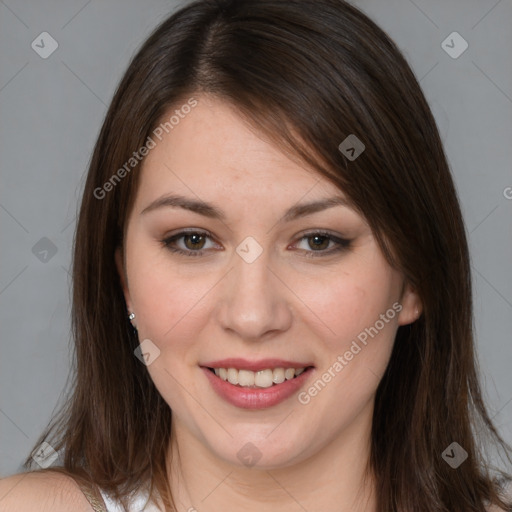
[206,366,314,388]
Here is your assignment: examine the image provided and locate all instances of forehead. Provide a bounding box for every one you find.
[134,95,341,206]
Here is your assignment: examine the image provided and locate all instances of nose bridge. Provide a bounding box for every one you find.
[217,236,291,339]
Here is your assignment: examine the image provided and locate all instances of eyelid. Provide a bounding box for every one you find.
[164,227,215,240]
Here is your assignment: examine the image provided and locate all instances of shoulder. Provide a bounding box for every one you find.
[0,471,94,512]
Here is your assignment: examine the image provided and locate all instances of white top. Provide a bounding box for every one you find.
[98,487,162,512]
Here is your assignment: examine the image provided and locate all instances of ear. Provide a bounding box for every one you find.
[115,246,132,312]
[396,280,422,326]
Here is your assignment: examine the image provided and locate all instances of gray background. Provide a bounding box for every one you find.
[1,0,511,477]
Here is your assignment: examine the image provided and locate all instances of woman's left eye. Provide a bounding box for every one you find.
[160,230,351,258]
[294,232,351,257]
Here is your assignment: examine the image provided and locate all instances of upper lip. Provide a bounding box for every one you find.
[200,358,314,372]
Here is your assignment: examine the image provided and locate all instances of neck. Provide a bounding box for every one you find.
[165,399,377,512]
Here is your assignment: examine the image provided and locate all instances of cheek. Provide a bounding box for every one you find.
[292,259,399,400]
[299,305,397,426]
[127,246,216,355]
[135,279,208,343]
[292,263,397,346]
[127,254,213,410]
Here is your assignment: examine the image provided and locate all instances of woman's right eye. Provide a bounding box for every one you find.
[161,230,216,257]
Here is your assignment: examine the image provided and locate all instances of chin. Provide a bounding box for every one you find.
[205,427,314,470]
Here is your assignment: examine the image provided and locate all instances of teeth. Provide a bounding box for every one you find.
[238,369,255,387]
[227,368,239,385]
[272,368,285,384]
[211,367,307,388]
[284,368,295,380]
[254,369,273,388]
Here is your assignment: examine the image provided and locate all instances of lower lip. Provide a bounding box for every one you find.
[201,366,314,409]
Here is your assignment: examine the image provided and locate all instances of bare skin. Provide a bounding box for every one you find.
[114,93,422,512]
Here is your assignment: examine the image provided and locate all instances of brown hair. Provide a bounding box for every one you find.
[23,0,512,510]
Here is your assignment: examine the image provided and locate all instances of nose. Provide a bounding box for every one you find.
[216,244,293,341]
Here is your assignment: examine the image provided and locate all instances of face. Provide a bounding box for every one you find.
[115,94,421,469]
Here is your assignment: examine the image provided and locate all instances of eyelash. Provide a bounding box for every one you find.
[160,229,351,258]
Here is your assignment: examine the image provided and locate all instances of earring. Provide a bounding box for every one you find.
[128,311,137,330]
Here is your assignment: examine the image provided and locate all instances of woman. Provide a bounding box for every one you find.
[1,0,511,510]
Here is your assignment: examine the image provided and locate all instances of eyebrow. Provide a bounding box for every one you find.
[140,193,350,223]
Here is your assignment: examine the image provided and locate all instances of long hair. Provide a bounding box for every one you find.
[23,1,512,510]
